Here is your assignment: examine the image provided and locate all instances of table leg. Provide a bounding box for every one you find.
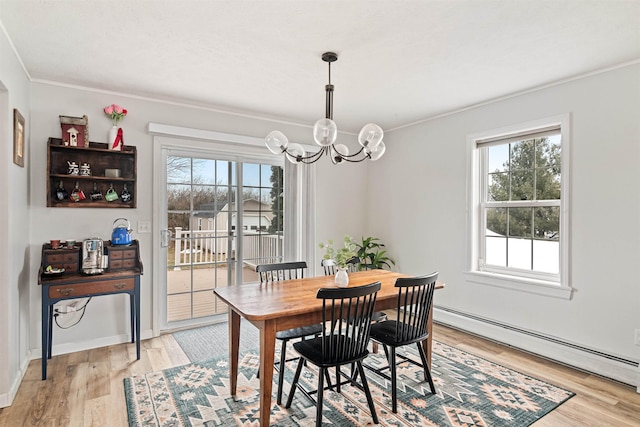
[228,309,241,395]
[259,319,276,426]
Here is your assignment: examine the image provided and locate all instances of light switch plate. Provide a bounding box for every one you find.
[138,220,152,233]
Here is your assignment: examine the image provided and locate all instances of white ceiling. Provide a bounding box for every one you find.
[1,0,639,133]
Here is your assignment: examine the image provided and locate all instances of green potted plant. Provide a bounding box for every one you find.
[319,235,357,286]
[356,236,395,270]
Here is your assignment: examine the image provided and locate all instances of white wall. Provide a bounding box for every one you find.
[0,20,32,406]
[367,63,640,384]
[27,83,368,358]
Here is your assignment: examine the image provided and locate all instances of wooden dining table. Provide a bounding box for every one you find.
[213,269,445,426]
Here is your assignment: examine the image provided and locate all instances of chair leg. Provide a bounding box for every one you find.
[285,357,305,409]
[390,347,398,413]
[382,343,390,363]
[336,366,341,393]
[350,362,359,382]
[372,341,379,354]
[316,367,325,427]
[417,342,436,394]
[277,339,288,405]
[324,368,333,389]
[357,361,379,424]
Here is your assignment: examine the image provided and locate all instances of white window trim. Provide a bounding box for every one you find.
[466,114,573,299]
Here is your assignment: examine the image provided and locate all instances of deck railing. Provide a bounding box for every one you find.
[172,227,283,270]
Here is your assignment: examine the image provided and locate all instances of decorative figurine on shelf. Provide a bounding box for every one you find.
[104,104,128,151]
[79,162,91,176]
[60,115,89,147]
[67,161,79,175]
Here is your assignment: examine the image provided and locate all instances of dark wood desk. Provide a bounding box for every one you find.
[38,240,143,380]
[214,269,444,426]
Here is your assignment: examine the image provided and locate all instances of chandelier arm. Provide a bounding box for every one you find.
[338,146,370,163]
[284,146,327,164]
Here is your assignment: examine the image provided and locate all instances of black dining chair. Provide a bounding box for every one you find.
[321,257,387,354]
[320,256,360,275]
[285,282,381,427]
[368,272,438,413]
[255,261,322,405]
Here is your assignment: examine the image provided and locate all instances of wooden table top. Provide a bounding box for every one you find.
[214,269,444,322]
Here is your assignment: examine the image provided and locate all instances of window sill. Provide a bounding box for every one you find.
[464,271,573,299]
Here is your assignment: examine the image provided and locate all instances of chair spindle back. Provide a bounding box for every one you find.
[256,261,307,282]
[320,257,361,276]
[394,272,438,344]
[317,281,381,363]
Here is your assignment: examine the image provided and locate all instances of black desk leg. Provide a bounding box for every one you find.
[48,305,54,359]
[135,278,141,360]
[129,293,135,344]
[41,286,48,380]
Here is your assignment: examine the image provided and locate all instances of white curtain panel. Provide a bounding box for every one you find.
[284,161,316,275]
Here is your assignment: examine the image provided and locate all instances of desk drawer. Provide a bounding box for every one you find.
[46,253,78,263]
[110,259,137,269]
[109,249,136,260]
[49,278,134,299]
[43,250,79,273]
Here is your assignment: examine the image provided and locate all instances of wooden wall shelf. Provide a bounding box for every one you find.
[47,137,137,208]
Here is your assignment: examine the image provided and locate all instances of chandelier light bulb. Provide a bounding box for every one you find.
[265,131,289,154]
[369,141,386,161]
[332,144,349,163]
[358,123,384,153]
[313,118,338,146]
[285,143,306,163]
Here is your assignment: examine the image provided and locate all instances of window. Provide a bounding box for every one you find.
[467,115,571,298]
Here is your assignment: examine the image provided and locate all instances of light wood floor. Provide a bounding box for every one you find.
[1,323,638,426]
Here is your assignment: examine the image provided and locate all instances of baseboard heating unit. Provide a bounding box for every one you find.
[434,306,640,391]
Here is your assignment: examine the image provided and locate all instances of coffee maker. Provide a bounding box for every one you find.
[82,238,105,275]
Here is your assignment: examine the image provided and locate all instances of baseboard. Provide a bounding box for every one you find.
[30,328,154,360]
[434,306,640,389]
[0,351,31,408]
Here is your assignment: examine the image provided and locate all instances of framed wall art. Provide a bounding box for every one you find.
[13,108,25,167]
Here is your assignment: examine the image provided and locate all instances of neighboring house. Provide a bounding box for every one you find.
[191,199,272,233]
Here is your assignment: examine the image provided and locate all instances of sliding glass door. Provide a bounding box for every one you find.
[162,152,284,328]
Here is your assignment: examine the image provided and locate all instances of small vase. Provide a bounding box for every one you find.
[335,267,349,288]
[109,125,123,150]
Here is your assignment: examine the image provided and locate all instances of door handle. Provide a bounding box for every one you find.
[161,229,172,248]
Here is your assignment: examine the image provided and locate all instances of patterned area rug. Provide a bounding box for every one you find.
[124,341,574,426]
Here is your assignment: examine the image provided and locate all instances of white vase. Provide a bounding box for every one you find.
[108,126,118,150]
[335,267,349,287]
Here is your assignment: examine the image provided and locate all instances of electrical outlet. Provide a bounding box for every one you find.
[57,304,74,313]
[57,300,80,314]
[635,329,640,346]
[138,220,151,233]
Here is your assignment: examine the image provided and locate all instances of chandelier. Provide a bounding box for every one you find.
[265,52,386,164]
